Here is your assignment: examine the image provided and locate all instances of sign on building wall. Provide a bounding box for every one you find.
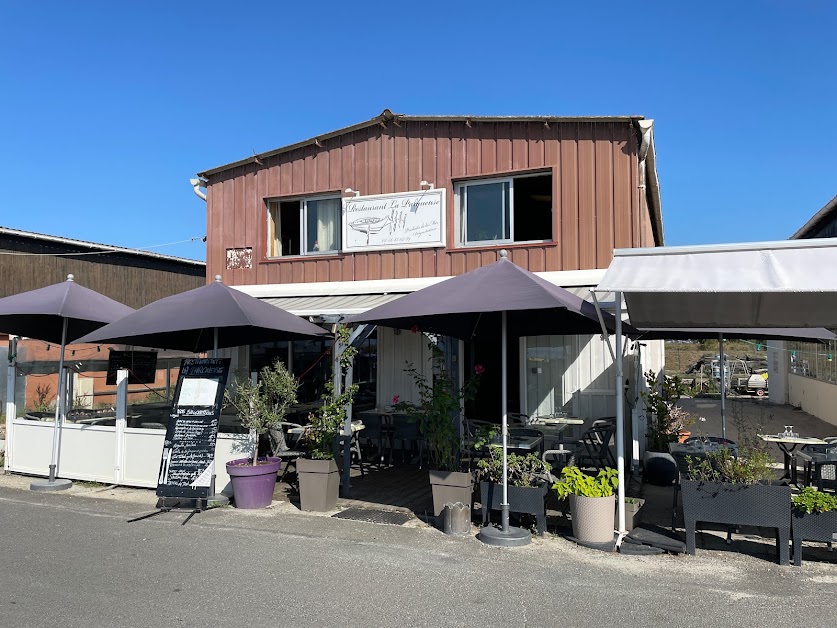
[342,188,446,252]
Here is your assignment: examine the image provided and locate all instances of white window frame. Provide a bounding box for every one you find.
[455,172,553,248]
[267,193,342,258]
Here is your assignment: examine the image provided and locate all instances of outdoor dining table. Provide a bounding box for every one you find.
[758,434,828,481]
[528,416,584,450]
[487,434,543,452]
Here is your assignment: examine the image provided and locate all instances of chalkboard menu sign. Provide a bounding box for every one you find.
[156,358,230,500]
[106,350,158,385]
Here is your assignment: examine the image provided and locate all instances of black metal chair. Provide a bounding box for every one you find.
[389,416,424,466]
[566,419,617,471]
[356,411,393,468]
[796,439,837,491]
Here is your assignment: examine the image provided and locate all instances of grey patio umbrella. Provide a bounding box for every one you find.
[0,274,135,491]
[346,252,630,547]
[77,275,327,352]
[77,276,327,505]
[636,326,837,438]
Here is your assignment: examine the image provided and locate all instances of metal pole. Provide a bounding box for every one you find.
[501,310,509,533]
[719,334,726,439]
[615,292,626,536]
[48,318,69,483]
[5,336,17,472]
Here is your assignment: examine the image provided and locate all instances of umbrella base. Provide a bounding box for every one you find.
[30,478,72,492]
[478,524,531,547]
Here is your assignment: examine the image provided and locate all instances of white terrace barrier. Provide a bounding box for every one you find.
[6,418,251,494]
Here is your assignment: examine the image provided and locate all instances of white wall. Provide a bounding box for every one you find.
[376,327,434,406]
[788,373,837,428]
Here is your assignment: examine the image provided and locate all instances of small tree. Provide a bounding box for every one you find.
[302,325,359,460]
[225,359,298,466]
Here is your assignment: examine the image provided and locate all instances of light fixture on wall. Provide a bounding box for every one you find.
[344,188,361,198]
[419,180,435,190]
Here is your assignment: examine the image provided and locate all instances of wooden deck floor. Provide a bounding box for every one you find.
[339,463,433,517]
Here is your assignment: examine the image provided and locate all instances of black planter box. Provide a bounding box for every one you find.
[791,510,837,566]
[681,480,791,565]
[480,481,548,536]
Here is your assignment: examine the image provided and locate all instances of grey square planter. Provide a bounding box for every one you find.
[791,510,837,566]
[618,498,645,532]
[429,470,473,517]
[297,458,340,512]
[681,480,791,565]
[480,481,548,536]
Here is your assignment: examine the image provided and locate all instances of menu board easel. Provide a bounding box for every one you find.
[128,357,230,525]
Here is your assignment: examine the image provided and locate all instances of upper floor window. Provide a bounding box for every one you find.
[267,196,341,257]
[456,172,553,246]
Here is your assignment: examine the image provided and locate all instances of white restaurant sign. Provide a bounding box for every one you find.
[342,188,446,252]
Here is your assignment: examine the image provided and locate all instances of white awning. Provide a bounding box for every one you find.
[595,239,837,328]
[263,293,404,317]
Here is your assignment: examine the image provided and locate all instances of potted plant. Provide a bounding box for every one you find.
[552,466,618,544]
[620,497,645,532]
[476,433,552,535]
[641,370,692,485]
[791,487,837,566]
[397,341,482,518]
[682,447,791,564]
[297,326,358,512]
[224,359,298,509]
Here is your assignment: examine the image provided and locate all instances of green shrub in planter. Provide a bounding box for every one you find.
[791,487,837,566]
[553,466,618,544]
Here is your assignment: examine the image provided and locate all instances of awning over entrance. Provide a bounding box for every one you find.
[596,239,837,328]
[263,293,404,317]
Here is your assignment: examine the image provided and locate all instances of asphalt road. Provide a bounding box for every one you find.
[1,485,834,628]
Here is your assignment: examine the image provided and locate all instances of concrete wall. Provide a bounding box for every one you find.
[788,373,837,427]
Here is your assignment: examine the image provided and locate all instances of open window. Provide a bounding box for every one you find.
[456,172,553,246]
[267,196,341,257]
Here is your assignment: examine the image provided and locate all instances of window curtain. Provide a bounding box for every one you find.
[309,198,340,252]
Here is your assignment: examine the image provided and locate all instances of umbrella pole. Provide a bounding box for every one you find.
[501,311,509,533]
[207,327,228,507]
[719,334,726,439]
[48,318,68,482]
[478,307,529,546]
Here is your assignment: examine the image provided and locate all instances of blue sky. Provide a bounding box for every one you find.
[1,1,834,262]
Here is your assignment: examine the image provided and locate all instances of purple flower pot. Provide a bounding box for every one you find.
[226,457,281,509]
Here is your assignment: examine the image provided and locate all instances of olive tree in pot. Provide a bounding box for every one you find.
[476,435,552,535]
[641,370,692,486]
[683,447,791,564]
[298,326,358,512]
[552,466,619,544]
[224,359,298,509]
[397,341,482,518]
[791,487,837,566]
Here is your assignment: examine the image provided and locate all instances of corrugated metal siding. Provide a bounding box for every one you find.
[0,235,205,308]
[206,120,645,285]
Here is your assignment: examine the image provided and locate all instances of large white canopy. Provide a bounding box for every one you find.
[595,239,837,328]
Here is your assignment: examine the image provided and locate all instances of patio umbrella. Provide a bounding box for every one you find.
[636,326,837,438]
[346,252,629,547]
[77,275,327,352]
[0,274,135,491]
[77,275,327,504]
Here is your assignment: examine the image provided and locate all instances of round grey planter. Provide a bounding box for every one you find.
[570,494,615,544]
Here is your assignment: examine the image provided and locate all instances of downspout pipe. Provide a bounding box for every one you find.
[190,177,208,202]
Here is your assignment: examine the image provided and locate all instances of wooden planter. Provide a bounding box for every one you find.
[479,481,548,536]
[429,470,473,517]
[297,458,339,512]
[791,509,837,566]
[681,480,791,565]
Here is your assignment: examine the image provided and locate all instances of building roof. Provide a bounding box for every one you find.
[196,109,664,245]
[791,194,837,239]
[196,109,647,179]
[0,226,205,267]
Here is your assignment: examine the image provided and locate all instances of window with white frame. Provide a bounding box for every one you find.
[456,172,553,246]
[267,196,341,257]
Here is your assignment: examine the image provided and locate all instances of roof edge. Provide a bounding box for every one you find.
[197,110,647,179]
[0,226,205,267]
[791,194,837,239]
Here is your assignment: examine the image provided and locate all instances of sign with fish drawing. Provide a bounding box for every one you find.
[342,188,446,252]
